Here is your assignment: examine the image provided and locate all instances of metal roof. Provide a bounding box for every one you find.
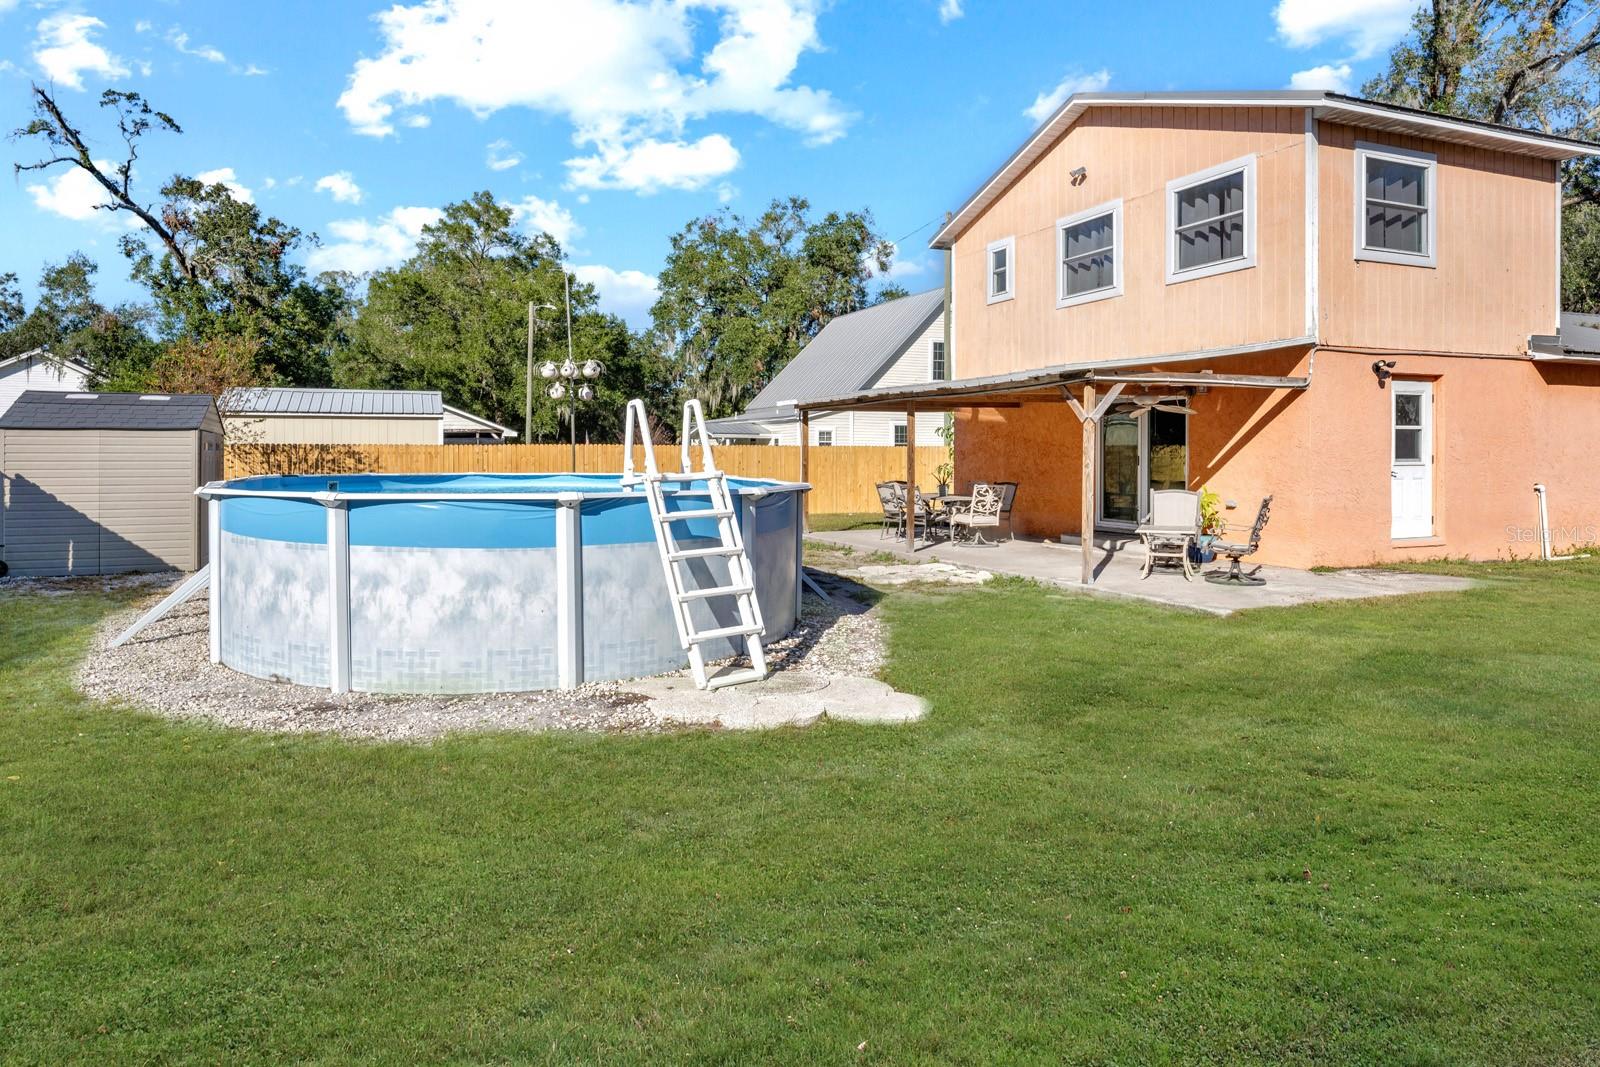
[736,288,944,422]
[0,390,219,430]
[931,91,1600,249]
[704,417,774,439]
[1529,312,1600,360]
[796,335,1315,412]
[226,387,443,417]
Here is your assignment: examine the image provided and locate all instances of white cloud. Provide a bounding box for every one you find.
[27,162,117,222]
[315,171,364,204]
[1288,63,1355,93]
[868,242,929,283]
[306,206,444,275]
[195,167,254,204]
[573,264,659,328]
[403,114,432,128]
[168,29,227,65]
[336,0,847,193]
[486,138,523,171]
[33,13,128,90]
[1273,0,1417,60]
[938,0,962,23]
[1024,67,1111,124]
[566,133,740,193]
[509,195,582,247]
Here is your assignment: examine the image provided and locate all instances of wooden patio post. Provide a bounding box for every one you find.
[1080,384,1097,586]
[905,405,917,552]
[798,408,810,532]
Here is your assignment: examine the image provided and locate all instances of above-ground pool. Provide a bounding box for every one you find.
[197,473,807,694]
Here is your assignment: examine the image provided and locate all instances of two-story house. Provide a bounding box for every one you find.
[707,288,947,447]
[801,91,1600,570]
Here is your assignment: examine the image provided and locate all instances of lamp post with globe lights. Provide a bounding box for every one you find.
[539,274,601,470]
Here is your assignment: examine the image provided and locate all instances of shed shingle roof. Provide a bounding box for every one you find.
[0,391,219,430]
[226,387,443,416]
[711,289,944,428]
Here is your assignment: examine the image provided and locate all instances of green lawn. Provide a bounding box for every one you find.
[3,558,1599,1064]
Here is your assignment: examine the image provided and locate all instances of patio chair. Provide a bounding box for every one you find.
[875,481,904,539]
[1206,496,1273,586]
[1136,489,1202,580]
[994,481,1018,541]
[949,483,1003,545]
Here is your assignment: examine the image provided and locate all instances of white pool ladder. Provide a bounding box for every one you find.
[622,398,768,690]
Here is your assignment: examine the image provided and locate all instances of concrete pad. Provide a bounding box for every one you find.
[626,671,927,730]
[855,562,993,586]
[810,530,1474,615]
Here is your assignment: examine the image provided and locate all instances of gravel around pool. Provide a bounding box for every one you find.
[68,560,945,741]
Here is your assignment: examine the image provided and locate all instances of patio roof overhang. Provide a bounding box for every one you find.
[794,337,1314,583]
[794,337,1314,414]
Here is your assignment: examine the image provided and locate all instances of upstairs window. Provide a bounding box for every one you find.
[1167,156,1256,283]
[931,340,947,381]
[893,424,908,446]
[1057,200,1123,308]
[986,236,1015,303]
[1355,142,1437,267]
[817,429,833,446]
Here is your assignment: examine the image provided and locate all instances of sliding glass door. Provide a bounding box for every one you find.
[1098,407,1188,530]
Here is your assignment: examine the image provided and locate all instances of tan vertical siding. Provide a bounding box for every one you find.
[1317,121,1558,355]
[227,415,442,444]
[950,106,1308,378]
[98,430,200,571]
[0,428,102,576]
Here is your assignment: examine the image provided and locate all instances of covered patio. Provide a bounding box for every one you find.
[806,526,1472,615]
[796,344,1315,585]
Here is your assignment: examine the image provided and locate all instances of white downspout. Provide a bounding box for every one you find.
[1533,483,1577,561]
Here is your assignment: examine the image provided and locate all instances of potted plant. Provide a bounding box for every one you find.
[934,418,956,496]
[1195,487,1224,563]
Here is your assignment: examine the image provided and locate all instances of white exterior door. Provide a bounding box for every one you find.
[1390,381,1433,539]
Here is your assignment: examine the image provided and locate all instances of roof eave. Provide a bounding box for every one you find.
[929,91,1600,250]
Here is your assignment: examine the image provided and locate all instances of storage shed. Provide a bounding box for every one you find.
[0,391,223,577]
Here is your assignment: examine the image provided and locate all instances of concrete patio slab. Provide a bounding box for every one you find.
[627,670,928,730]
[807,529,1473,616]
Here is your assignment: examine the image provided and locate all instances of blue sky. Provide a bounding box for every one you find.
[0,0,1419,329]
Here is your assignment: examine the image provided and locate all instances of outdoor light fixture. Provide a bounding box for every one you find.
[1069,166,1087,185]
[1372,360,1396,388]
[539,269,604,468]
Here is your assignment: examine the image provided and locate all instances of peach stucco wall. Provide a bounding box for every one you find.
[955,347,1600,567]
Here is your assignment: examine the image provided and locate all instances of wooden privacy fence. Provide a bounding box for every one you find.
[224,443,946,515]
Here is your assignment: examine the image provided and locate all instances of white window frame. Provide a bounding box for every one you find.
[816,428,833,446]
[1353,141,1437,268]
[1055,198,1123,309]
[1165,154,1257,284]
[893,423,908,447]
[986,236,1016,304]
[930,339,946,381]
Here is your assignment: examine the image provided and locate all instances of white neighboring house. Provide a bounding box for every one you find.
[705,288,948,447]
[0,349,93,419]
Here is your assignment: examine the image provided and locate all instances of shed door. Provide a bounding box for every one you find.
[198,431,223,565]
[1390,382,1433,539]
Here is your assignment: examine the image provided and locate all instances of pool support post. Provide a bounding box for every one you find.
[207,496,222,665]
[323,496,352,694]
[556,492,584,689]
